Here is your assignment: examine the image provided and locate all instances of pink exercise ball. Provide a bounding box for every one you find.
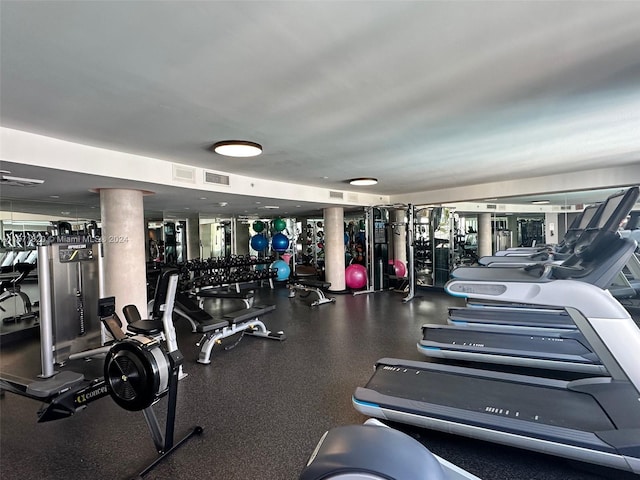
[389,259,407,277]
[345,263,368,289]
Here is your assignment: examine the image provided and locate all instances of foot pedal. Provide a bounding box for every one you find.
[27,371,85,398]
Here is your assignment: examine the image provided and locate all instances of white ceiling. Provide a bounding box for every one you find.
[1,1,640,220]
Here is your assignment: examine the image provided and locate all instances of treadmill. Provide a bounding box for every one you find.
[447,304,576,330]
[415,188,638,373]
[450,187,638,284]
[353,279,640,473]
[445,186,638,325]
[477,203,600,266]
[418,322,604,374]
[418,235,637,373]
[448,257,640,328]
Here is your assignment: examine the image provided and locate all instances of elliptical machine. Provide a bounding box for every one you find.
[299,419,481,480]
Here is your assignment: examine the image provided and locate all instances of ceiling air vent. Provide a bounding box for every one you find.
[486,204,497,209]
[172,164,196,183]
[329,191,344,199]
[204,171,230,186]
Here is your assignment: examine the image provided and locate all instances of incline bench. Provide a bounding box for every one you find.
[288,278,336,307]
[193,304,285,364]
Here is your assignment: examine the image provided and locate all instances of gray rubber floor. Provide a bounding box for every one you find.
[0,285,637,480]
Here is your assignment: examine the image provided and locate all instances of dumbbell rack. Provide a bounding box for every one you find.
[180,256,277,292]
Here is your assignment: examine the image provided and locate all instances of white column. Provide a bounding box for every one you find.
[100,188,147,323]
[185,215,201,260]
[478,213,493,257]
[323,207,346,291]
[507,215,518,247]
[545,213,559,245]
[234,218,250,256]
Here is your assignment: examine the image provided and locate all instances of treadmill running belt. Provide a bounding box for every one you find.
[425,329,593,357]
[364,364,614,432]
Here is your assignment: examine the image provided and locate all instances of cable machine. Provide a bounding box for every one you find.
[354,204,415,302]
[42,240,103,373]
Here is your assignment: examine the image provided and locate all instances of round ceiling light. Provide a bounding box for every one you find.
[210,140,262,157]
[349,177,378,186]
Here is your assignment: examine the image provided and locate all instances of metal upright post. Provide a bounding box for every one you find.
[353,207,375,296]
[161,273,179,354]
[97,241,108,344]
[403,204,416,303]
[37,244,56,378]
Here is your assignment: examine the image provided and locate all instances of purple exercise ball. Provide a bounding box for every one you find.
[345,263,367,289]
[389,259,407,277]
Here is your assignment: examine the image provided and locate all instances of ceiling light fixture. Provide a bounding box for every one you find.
[0,173,45,187]
[349,177,378,186]
[210,140,262,157]
[531,200,550,205]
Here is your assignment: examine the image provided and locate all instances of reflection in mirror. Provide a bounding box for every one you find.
[0,198,103,346]
[0,200,40,343]
[413,185,639,285]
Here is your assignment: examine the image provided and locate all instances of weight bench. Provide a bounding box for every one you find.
[288,279,336,307]
[194,288,255,309]
[194,304,285,364]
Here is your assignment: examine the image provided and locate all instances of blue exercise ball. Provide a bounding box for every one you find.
[250,234,268,252]
[272,232,290,252]
[271,259,291,281]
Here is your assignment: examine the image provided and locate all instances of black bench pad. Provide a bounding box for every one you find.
[196,318,230,333]
[295,279,330,289]
[195,304,276,332]
[224,304,276,324]
[196,289,255,300]
[176,293,216,323]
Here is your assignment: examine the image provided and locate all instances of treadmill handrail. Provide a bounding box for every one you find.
[566,307,639,385]
[446,279,628,318]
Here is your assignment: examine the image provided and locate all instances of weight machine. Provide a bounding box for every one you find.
[354,204,416,302]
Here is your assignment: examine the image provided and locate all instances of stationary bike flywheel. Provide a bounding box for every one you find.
[104,335,170,411]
